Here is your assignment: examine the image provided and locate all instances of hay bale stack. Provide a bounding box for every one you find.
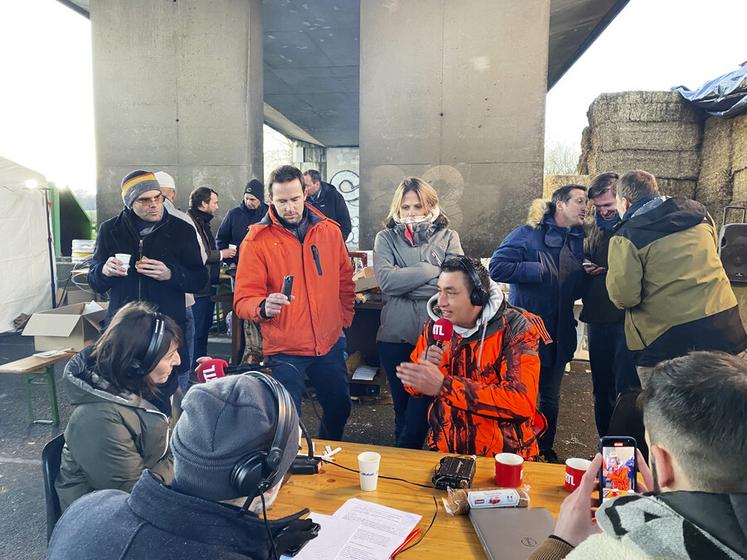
[657,178,697,199]
[578,127,592,175]
[581,91,703,180]
[697,117,733,205]
[732,114,747,175]
[543,175,590,199]
[733,170,747,204]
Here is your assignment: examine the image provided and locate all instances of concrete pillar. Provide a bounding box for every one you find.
[359,0,550,255]
[91,0,263,223]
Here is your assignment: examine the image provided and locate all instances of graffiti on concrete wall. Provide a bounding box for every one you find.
[330,169,360,247]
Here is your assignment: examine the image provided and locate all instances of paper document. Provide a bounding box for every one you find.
[333,498,422,560]
[289,500,422,560]
[281,513,359,560]
[351,365,378,381]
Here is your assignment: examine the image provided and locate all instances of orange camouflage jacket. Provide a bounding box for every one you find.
[408,301,548,459]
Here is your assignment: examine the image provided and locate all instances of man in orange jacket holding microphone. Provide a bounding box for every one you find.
[234,165,355,440]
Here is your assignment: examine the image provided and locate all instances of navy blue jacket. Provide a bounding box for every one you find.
[307,181,352,241]
[216,201,268,265]
[489,203,585,367]
[48,470,306,560]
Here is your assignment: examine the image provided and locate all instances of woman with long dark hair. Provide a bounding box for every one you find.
[373,177,463,448]
[56,302,183,512]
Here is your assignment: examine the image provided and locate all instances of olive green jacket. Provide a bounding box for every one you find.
[56,348,173,512]
[606,197,746,366]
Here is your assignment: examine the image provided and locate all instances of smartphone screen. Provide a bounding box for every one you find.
[600,437,637,503]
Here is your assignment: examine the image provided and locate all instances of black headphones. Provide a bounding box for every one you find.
[128,314,166,378]
[443,256,490,307]
[230,372,296,502]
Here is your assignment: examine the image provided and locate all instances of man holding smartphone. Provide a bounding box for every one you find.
[529,351,747,560]
[234,165,355,441]
[581,173,639,438]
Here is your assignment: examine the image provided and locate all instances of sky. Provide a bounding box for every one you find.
[0,0,745,192]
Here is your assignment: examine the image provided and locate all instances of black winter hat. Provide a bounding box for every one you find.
[244,179,264,202]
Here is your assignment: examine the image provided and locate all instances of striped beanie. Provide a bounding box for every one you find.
[121,170,161,208]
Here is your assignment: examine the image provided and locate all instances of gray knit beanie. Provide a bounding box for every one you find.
[121,169,162,208]
[171,375,299,501]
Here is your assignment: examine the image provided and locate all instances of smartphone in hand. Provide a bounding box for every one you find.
[599,436,637,504]
[281,275,294,300]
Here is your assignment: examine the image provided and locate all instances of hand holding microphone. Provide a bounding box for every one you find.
[425,318,453,365]
[195,358,228,383]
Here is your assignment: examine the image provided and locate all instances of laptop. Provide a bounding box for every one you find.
[469,507,555,560]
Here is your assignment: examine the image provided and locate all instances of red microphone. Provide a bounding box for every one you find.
[431,317,454,347]
[195,358,228,383]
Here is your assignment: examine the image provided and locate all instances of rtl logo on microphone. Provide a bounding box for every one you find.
[433,323,445,337]
[201,365,220,382]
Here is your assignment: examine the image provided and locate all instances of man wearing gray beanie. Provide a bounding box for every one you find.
[49,374,318,560]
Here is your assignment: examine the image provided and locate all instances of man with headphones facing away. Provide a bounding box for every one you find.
[49,374,319,560]
[396,257,550,460]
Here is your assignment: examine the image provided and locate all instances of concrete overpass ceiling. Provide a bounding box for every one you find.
[58,0,627,146]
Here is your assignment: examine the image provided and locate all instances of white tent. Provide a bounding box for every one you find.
[0,156,55,333]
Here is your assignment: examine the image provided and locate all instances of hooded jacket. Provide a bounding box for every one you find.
[373,213,463,345]
[407,281,549,459]
[88,208,207,327]
[530,491,747,560]
[233,203,355,357]
[307,181,352,241]
[606,197,746,366]
[48,470,308,560]
[216,200,269,266]
[55,348,173,512]
[489,200,586,368]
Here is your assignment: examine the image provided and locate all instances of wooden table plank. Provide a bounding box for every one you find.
[272,440,567,559]
[0,351,74,374]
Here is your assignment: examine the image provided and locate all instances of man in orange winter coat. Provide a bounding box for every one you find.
[396,257,549,459]
[234,165,355,440]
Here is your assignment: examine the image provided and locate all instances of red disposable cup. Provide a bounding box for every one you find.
[494,453,524,488]
[564,458,592,491]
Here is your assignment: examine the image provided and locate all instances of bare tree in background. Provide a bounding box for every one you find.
[544,142,580,176]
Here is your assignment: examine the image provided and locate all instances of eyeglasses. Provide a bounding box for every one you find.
[134,193,164,205]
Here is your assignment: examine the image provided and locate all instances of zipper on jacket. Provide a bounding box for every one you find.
[301,244,322,355]
[311,245,323,275]
[137,239,144,299]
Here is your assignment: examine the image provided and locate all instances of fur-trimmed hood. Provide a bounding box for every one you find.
[526,199,552,228]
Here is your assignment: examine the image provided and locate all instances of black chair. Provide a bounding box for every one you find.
[607,388,648,460]
[41,433,65,542]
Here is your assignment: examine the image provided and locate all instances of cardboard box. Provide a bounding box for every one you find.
[22,301,109,351]
[353,266,379,293]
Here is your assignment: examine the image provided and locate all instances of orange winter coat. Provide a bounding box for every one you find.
[233,204,355,357]
[409,302,547,459]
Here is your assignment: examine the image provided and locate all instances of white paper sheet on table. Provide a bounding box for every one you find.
[287,499,421,560]
[351,365,378,381]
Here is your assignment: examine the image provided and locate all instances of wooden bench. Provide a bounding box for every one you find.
[0,351,74,425]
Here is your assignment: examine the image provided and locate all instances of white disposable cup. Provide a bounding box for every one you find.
[228,243,237,251]
[115,253,131,271]
[357,451,381,491]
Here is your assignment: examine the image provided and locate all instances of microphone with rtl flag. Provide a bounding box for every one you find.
[431,317,454,346]
[426,317,453,362]
[195,358,228,383]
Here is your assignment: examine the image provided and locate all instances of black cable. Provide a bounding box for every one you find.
[260,492,279,560]
[320,457,434,489]
[391,496,439,559]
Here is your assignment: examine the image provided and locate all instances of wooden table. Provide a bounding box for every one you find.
[0,351,74,425]
[272,440,567,559]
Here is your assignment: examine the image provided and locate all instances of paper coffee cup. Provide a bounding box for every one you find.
[494,453,524,488]
[564,458,592,491]
[228,243,237,250]
[115,253,131,270]
[358,451,381,492]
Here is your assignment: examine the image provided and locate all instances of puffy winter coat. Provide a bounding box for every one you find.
[233,204,355,357]
[216,201,268,266]
[55,348,173,512]
[307,181,352,241]
[373,215,463,345]
[489,200,585,367]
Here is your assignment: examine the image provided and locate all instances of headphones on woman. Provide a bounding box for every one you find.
[230,372,296,502]
[128,314,166,378]
[442,256,491,307]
